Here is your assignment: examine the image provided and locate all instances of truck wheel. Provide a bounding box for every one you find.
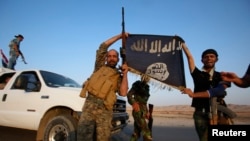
[43,115,78,141]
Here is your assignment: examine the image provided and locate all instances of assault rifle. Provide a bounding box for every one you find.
[18,50,27,64]
[209,97,218,125]
[148,103,154,136]
[120,7,126,64]
[209,85,237,125]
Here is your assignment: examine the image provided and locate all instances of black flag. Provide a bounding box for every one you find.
[126,34,186,90]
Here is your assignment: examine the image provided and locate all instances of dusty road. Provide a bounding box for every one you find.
[1,105,249,141]
[0,117,199,141]
[113,124,198,141]
[0,125,198,141]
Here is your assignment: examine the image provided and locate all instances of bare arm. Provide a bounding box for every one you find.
[221,64,250,88]
[181,88,209,98]
[181,83,228,98]
[221,72,250,88]
[181,43,195,73]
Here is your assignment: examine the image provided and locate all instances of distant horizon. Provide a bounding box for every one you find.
[1,0,249,106]
[126,103,250,107]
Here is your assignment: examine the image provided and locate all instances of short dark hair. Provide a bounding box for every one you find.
[201,49,218,58]
[15,34,24,39]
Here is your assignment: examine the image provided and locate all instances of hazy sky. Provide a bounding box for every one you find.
[0,0,249,106]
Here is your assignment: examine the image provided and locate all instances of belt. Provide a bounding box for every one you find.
[195,107,209,113]
[87,94,104,105]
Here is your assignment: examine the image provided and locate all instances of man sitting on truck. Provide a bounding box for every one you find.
[0,75,12,90]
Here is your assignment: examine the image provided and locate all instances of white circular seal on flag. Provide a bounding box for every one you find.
[145,62,169,81]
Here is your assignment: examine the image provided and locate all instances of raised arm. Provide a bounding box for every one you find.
[119,63,129,96]
[94,32,129,71]
[103,32,129,47]
[181,42,195,73]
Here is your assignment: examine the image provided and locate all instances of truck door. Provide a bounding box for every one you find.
[0,72,41,130]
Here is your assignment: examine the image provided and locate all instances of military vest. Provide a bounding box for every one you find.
[80,66,120,110]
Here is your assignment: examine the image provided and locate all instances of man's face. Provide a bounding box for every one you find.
[18,37,24,42]
[106,50,119,67]
[201,53,218,69]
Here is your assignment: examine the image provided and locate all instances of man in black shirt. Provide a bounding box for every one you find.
[182,42,222,141]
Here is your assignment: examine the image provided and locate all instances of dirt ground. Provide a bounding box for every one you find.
[1,116,249,141]
[0,117,198,141]
[1,104,249,141]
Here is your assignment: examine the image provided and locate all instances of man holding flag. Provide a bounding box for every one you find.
[77,32,129,141]
[180,36,230,141]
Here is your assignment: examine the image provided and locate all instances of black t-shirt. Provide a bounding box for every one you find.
[191,67,222,110]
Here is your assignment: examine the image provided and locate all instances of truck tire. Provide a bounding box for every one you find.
[43,114,78,141]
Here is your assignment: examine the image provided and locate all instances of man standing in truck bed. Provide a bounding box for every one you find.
[77,32,129,141]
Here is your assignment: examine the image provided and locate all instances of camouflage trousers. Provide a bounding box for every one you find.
[77,95,112,141]
[193,111,209,141]
[130,110,152,141]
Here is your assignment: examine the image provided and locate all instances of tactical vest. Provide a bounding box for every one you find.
[80,66,120,110]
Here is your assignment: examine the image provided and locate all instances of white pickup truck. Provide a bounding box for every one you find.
[0,68,129,141]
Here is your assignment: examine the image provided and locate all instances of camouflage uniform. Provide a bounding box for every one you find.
[8,36,23,70]
[77,43,121,141]
[127,80,152,141]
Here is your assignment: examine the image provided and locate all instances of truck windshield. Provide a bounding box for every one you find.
[40,70,81,88]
